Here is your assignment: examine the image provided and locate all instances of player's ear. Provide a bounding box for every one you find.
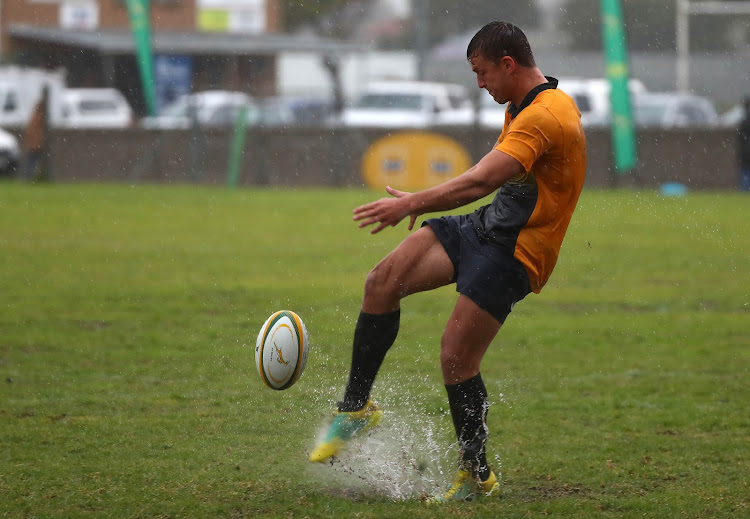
[497,55,515,74]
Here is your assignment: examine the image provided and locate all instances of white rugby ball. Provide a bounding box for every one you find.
[255,310,309,390]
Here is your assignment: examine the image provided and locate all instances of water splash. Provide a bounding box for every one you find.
[306,376,512,500]
[309,404,455,500]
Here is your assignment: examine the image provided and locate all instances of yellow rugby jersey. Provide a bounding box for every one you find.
[470,78,587,293]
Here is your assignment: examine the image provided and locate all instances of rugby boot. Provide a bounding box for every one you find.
[309,400,383,463]
[426,468,500,503]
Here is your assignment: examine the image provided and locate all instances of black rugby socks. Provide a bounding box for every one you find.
[446,373,491,481]
[338,310,400,412]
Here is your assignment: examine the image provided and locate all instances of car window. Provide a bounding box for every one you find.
[354,93,424,110]
[573,94,591,112]
[78,100,119,113]
[448,94,465,109]
[676,105,692,122]
[681,104,707,124]
[4,91,17,112]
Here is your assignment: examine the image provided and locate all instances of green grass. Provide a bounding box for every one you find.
[1,182,748,518]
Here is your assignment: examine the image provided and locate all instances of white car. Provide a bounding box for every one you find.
[632,92,719,128]
[557,77,647,127]
[719,104,746,127]
[340,81,474,128]
[58,88,133,129]
[0,126,20,176]
[141,90,261,129]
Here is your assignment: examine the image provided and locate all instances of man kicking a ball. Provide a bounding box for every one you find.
[310,20,587,502]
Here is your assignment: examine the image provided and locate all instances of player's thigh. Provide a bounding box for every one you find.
[366,225,454,299]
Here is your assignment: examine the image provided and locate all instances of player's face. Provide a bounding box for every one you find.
[470,53,512,104]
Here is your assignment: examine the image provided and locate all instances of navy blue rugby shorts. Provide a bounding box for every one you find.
[423,214,531,323]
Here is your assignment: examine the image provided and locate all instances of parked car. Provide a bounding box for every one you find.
[632,92,719,128]
[339,81,474,128]
[255,96,338,127]
[557,77,647,127]
[141,90,260,129]
[0,126,20,176]
[257,97,297,127]
[719,104,746,127]
[278,96,339,126]
[58,88,133,128]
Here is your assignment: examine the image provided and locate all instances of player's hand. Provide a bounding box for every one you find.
[383,186,420,231]
[353,186,418,234]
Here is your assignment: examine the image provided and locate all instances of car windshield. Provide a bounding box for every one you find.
[354,93,424,110]
[634,98,670,125]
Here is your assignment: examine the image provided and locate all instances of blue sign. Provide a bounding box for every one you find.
[154,55,193,114]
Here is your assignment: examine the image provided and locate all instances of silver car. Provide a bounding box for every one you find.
[632,92,719,128]
[339,81,475,128]
[141,90,260,129]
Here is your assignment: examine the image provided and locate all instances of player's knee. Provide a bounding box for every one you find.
[440,334,480,384]
[363,262,399,302]
[440,350,461,381]
[440,337,462,380]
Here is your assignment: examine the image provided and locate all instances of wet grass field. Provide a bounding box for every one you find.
[1,183,748,518]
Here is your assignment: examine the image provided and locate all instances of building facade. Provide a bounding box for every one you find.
[1,0,361,115]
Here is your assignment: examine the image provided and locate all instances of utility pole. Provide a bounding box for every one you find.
[414,0,429,81]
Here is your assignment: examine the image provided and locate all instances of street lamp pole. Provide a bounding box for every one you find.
[676,0,690,92]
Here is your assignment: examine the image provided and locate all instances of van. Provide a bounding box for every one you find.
[0,67,66,129]
[340,81,474,128]
[58,88,133,129]
[557,78,647,127]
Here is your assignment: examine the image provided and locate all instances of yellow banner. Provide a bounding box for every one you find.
[362,131,471,191]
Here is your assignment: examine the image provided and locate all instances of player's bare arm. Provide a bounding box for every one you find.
[353,149,524,234]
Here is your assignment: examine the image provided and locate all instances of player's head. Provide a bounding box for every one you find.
[467,22,536,104]
[466,21,536,68]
